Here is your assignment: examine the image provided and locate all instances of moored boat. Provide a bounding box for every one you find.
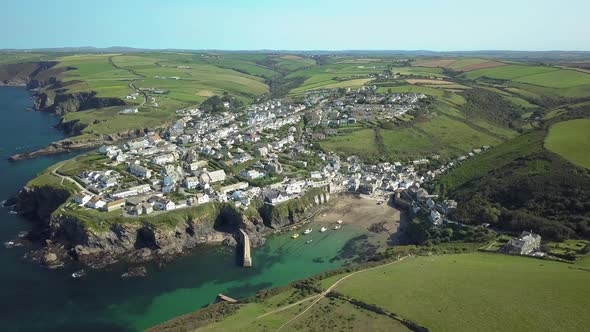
[320,227,327,232]
[292,233,300,239]
[334,225,342,230]
[303,228,312,234]
[336,219,343,224]
[71,270,87,279]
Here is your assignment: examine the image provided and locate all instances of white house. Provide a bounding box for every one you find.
[240,169,263,180]
[73,194,92,206]
[86,196,106,210]
[151,153,176,165]
[155,198,176,211]
[111,184,151,199]
[196,193,210,204]
[200,169,226,184]
[129,164,152,179]
[430,210,443,225]
[263,190,289,205]
[184,176,200,189]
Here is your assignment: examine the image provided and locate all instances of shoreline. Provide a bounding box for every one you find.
[1,66,137,161]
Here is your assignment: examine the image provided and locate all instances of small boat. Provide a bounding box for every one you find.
[71,270,86,279]
[306,240,313,244]
[303,228,313,235]
[334,225,342,230]
[320,227,327,232]
[336,219,343,224]
[4,241,15,248]
[291,233,300,239]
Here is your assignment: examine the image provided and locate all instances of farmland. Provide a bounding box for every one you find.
[545,118,590,169]
[462,64,557,80]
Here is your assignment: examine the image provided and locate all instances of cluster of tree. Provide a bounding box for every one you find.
[199,93,243,114]
[404,212,496,246]
[447,131,590,241]
[460,88,524,129]
[267,76,306,98]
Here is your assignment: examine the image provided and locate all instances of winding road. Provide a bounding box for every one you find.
[52,165,92,196]
[107,55,148,106]
[256,255,410,331]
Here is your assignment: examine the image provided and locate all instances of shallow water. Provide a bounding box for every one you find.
[0,87,376,331]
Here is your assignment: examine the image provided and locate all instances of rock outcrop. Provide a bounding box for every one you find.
[15,179,330,270]
[9,128,150,161]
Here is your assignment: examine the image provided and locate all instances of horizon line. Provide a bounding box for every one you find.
[2,47,590,53]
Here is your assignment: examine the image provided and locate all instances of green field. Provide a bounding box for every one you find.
[161,253,590,332]
[545,118,590,169]
[333,253,590,332]
[319,128,380,158]
[463,65,557,80]
[44,53,271,107]
[514,69,590,88]
[319,104,507,161]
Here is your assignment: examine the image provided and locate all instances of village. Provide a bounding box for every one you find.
[68,87,512,242]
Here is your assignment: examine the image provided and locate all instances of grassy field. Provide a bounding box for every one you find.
[194,296,409,332]
[319,128,380,158]
[545,118,590,169]
[513,69,590,88]
[61,105,173,137]
[436,130,544,192]
[319,103,507,161]
[463,64,557,80]
[333,253,590,332]
[43,53,271,108]
[160,252,590,332]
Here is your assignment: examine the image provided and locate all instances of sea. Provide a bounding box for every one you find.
[0,87,370,331]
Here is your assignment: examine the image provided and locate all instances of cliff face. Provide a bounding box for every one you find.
[35,90,125,115]
[15,185,72,221]
[16,189,330,269]
[258,191,330,228]
[0,61,125,114]
[9,127,148,161]
[0,61,58,86]
[49,209,235,269]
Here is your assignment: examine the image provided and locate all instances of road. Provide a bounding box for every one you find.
[107,55,148,106]
[256,255,410,331]
[52,165,92,196]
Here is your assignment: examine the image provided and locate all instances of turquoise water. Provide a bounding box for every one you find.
[0,87,368,331]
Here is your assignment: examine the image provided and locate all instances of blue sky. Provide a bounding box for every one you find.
[1,0,588,50]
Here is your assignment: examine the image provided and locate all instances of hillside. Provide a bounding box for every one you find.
[435,128,590,240]
[149,253,590,332]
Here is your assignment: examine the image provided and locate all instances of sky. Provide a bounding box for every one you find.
[1,0,589,51]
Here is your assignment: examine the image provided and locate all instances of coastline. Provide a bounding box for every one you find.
[1,62,139,161]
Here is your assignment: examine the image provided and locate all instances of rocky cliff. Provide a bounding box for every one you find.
[1,61,126,114]
[9,127,149,161]
[15,188,330,270]
[15,185,72,222]
[34,90,125,115]
[49,212,232,269]
[259,190,330,228]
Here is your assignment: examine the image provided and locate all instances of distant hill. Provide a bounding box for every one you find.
[2,47,590,61]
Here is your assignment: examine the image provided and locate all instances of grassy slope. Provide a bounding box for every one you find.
[335,253,590,332]
[545,118,590,169]
[319,100,512,161]
[196,296,409,332]
[437,127,590,240]
[40,53,276,138]
[437,131,541,191]
[161,253,590,332]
